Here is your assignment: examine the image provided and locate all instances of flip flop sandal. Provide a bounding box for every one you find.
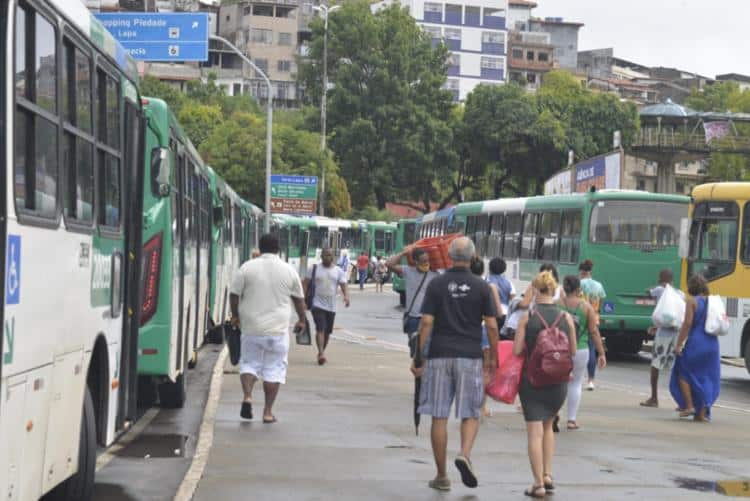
[263,416,277,424]
[639,400,658,408]
[566,421,580,430]
[678,408,695,418]
[428,478,451,491]
[454,456,478,488]
[524,485,547,498]
[240,401,253,420]
[543,474,555,491]
[317,355,327,366]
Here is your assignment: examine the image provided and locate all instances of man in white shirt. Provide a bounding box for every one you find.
[303,248,350,366]
[230,234,306,423]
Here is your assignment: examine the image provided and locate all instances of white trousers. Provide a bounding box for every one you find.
[567,348,589,422]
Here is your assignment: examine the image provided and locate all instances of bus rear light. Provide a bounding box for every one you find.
[140,232,164,326]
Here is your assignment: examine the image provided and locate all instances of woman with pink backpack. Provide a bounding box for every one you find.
[513,271,577,498]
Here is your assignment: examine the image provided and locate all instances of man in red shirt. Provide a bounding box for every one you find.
[356,252,370,290]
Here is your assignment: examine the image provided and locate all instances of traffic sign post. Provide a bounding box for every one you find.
[95,13,209,62]
[270,175,318,215]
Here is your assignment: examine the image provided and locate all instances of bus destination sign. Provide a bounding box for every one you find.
[270,175,318,215]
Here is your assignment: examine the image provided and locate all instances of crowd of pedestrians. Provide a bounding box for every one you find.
[227,232,722,497]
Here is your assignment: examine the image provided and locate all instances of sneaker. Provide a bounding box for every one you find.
[428,477,451,491]
[587,381,595,391]
[454,455,478,488]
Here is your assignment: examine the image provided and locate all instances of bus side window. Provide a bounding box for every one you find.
[520,213,539,260]
[538,212,561,262]
[489,213,504,258]
[14,5,60,221]
[95,68,121,230]
[503,213,522,259]
[559,211,582,264]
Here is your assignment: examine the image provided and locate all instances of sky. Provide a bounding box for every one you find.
[532,0,747,78]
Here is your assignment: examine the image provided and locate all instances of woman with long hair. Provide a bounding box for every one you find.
[514,271,577,498]
[579,259,606,390]
[559,275,607,430]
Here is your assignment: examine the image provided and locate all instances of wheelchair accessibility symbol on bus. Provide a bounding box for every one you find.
[6,235,21,305]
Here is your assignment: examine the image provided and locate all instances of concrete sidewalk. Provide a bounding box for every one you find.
[193,338,750,501]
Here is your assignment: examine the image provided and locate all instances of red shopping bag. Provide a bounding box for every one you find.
[485,340,525,404]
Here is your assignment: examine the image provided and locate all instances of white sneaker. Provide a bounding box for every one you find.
[587,381,595,391]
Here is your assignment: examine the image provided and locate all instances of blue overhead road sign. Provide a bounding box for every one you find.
[270,175,318,186]
[95,13,209,62]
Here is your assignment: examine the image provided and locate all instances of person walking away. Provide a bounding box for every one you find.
[337,249,350,282]
[670,274,720,422]
[641,269,683,408]
[375,256,387,293]
[559,275,607,430]
[470,257,503,419]
[514,271,576,497]
[229,234,306,423]
[386,246,439,356]
[356,251,369,290]
[579,259,606,391]
[304,248,351,366]
[487,258,516,331]
[412,238,499,491]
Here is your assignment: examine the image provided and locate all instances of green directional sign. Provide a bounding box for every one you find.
[270,175,318,214]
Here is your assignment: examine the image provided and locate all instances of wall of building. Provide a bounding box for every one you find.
[529,20,580,70]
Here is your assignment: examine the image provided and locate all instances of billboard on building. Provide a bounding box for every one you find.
[575,151,622,193]
[544,169,573,195]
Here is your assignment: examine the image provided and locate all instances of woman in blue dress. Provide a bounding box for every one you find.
[670,274,721,422]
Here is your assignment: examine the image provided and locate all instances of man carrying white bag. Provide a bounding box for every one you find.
[641,269,685,408]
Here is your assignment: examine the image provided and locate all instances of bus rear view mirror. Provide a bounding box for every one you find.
[678,218,691,259]
[213,206,225,224]
[151,147,171,197]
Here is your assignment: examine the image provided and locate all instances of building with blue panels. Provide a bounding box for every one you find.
[373,0,508,101]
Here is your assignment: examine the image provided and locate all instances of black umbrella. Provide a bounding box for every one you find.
[411,335,422,436]
[413,362,422,436]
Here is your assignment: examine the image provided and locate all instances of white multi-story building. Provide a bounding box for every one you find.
[374,0,508,101]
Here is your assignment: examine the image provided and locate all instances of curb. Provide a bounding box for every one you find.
[173,345,228,501]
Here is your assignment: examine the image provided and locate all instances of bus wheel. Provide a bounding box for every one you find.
[606,336,642,355]
[399,291,406,307]
[187,350,198,369]
[137,375,158,407]
[744,338,750,373]
[46,387,96,500]
[158,373,186,409]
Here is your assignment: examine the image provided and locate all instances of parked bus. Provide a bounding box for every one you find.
[1,1,145,498]
[418,191,689,353]
[138,98,262,408]
[681,183,750,372]
[393,218,417,305]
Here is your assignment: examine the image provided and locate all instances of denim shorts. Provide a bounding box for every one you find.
[418,358,484,419]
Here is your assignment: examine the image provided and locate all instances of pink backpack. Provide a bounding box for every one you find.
[526,310,573,388]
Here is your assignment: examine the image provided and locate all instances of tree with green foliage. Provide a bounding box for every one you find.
[177,102,223,150]
[298,1,455,211]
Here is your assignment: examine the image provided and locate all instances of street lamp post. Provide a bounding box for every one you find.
[312,4,339,217]
[209,35,274,233]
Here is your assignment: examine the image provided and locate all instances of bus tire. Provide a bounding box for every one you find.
[399,291,406,307]
[46,387,96,501]
[158,373,186,409]
[744,338,750,374]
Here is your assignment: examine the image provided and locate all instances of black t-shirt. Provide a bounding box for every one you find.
[421,267,497,359]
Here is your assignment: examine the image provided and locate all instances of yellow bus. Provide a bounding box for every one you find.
[681,183,750,373]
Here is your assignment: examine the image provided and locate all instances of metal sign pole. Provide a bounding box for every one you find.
[209,35,273,233]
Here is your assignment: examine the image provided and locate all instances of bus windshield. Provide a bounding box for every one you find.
[589,200,684,247]
[688,201,739,281]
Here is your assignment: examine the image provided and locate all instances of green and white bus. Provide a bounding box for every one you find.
[138,98,263,408]
[419,191,689,353]
[1,1,146,497]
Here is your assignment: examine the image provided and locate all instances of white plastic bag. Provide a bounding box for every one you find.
[651,284,685,329]
[705,295,730,336]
